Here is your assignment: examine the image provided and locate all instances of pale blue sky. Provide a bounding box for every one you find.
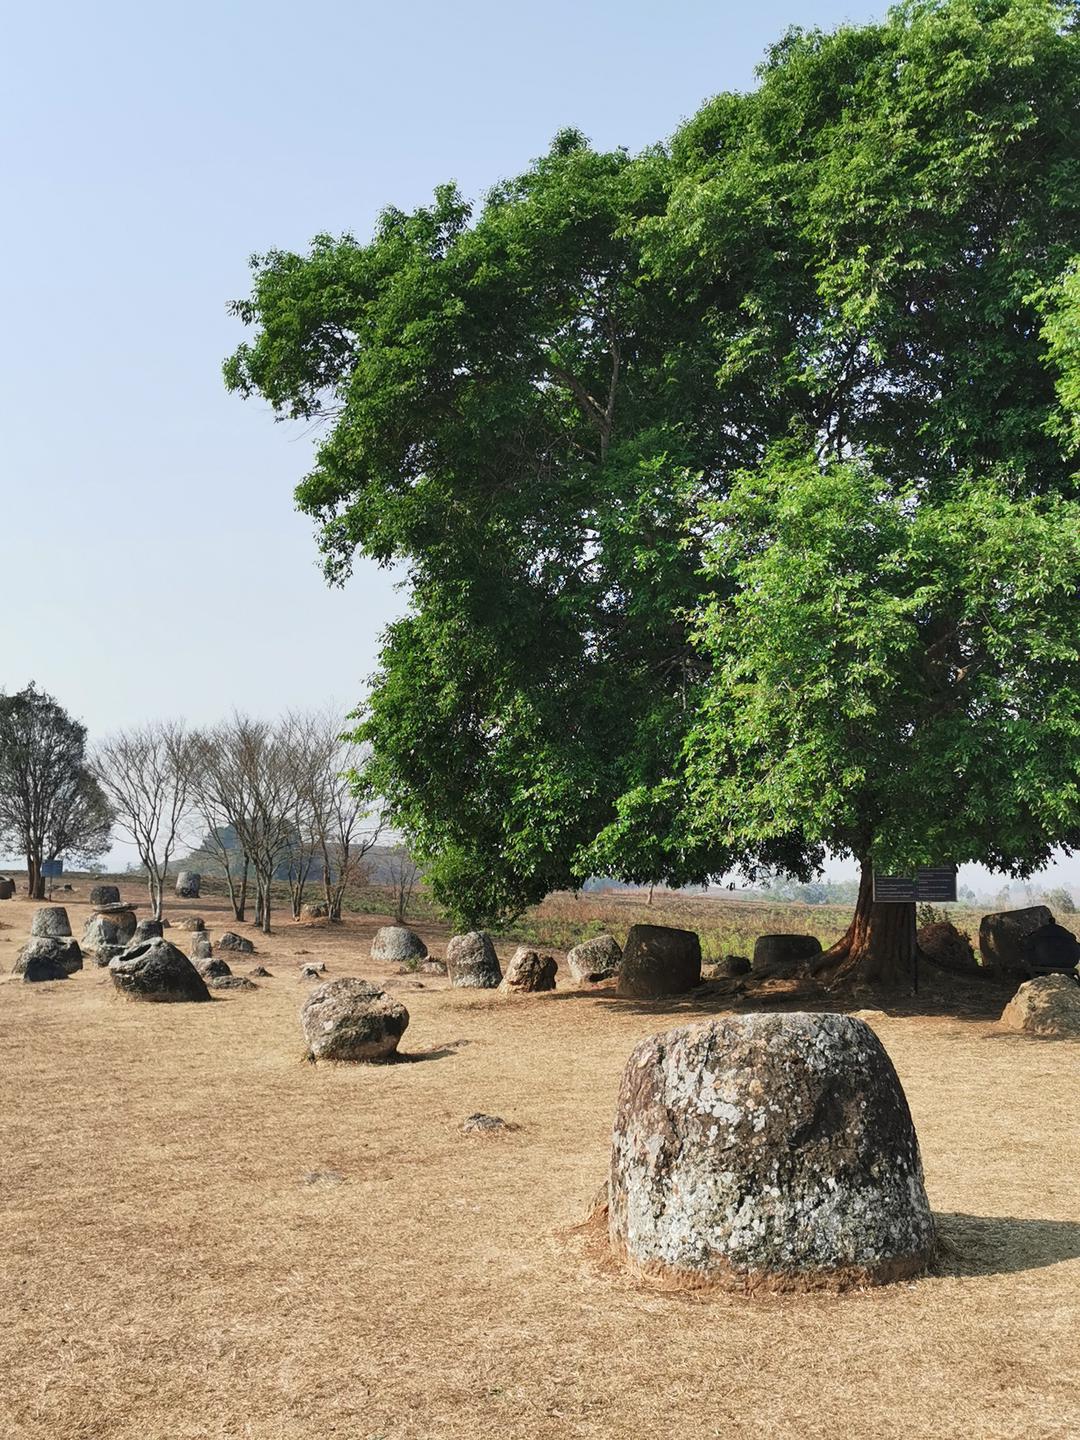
[1,0,884,734]
[2,0,1074,890]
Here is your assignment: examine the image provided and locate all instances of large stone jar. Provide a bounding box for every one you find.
[608,1012,935,1292]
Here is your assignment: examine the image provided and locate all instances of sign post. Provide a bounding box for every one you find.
[40,858,63,900]
[871,866,958,996]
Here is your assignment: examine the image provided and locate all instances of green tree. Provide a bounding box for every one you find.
[1043,261,1080,455]
[226,0,1080,973]
[685,455,1080,983]
[0,684,112,897]
[46,767,114,872]
[659,0,1080,492]
[225,133,773,924]
[648,0,1080,982]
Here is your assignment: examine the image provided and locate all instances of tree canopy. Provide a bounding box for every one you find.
[226,0,1080,954]
[0,684,112,897]
[686,456,1080,876]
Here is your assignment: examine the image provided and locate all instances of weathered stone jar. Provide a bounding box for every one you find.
[566,933,622,982]
[109,940,211,1003]
[608,1012,935,1292]
[301,978,409,1062]
[617,924,701,999]
[30,906,72,938]
[14,936,82,975]
[370,926,427,963]
[499,947,557,992]
[445,931,502,988]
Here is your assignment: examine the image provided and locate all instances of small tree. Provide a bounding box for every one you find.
[184,821,252,922]
[0,685,109,897]
[280,714,322,920]
[385,843,420,924]
[304,714,384,922]
[93,722,193,920]
[184,726,254,922]
[1042,886,1077,915]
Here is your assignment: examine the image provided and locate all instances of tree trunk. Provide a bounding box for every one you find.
[329,870,345,922]
[323,857,344,922]
[27,851,43,900]
[148,867,165,921]
[813,861,917,990]
[290,864,310,920]
[234,861,248,923]
[223,866,238,922]
[260,867,272,935]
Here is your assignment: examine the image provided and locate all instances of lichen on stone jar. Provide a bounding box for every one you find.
[607,1012,935,1292]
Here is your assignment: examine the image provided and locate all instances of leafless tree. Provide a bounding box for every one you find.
[281,714,323,920]
[183,732,253,922]
[92,721,193,919]
[302,713,384,922]
[385,843,420,924]
[196,715,299,935]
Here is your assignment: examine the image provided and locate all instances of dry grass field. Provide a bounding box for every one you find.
[0,884,1077,1440]
[501,886,987,958]
[500,886,860,959]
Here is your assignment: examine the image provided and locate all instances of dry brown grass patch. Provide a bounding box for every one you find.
[0,883,1077,1439]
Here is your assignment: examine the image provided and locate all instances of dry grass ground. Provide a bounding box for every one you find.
[0,884,1077,1440]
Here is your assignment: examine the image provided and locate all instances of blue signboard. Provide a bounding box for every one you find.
[40,859,63,878]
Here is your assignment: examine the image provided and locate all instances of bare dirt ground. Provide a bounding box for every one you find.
[0,884,1077,1440]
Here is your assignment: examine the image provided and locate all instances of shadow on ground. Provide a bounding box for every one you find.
[532,972,1015,1024]
[393,1038,471,1064]
[934,1212,1080,1277]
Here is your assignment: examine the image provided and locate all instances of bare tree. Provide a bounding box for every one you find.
[197,715,299,935]
[92,722,193,919]
[303,714,384,923]
[282,714,322,920]
[385,843,420,924]
[184,732,253,922]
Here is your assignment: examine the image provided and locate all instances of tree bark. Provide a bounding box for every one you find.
[812,861,917,990]
[259,867,273,935]
[148,866,165,921]
[223,867,238,920]
[233,861,248,923]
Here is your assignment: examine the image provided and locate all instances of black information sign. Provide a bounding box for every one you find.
[872,873,917,903]
[915,866,958,902]
[872,865,957,904]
